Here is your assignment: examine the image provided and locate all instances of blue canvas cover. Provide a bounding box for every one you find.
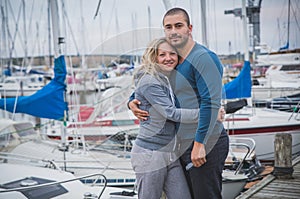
[223,60,252,99]
[0,56,68,120]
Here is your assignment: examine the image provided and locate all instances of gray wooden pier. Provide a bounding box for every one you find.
[236,155,300,199]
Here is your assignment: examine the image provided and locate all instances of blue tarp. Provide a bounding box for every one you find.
[223,60,252,99]
[0,56,68,120]
[279,42,289,51]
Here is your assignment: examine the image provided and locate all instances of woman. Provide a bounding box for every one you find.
[131,38,224,199]
[131,37,194,199]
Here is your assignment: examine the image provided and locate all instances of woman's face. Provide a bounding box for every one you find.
[156,42,178,73]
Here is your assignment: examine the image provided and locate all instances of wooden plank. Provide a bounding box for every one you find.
[268,181,300,186]
[274,178,300,185]
[254,191,300,198]
[252,192,298,199]
[253,192,299,199]
[292,156,300,165]
[235,175,275,199]
[263,185,300,192]
[259,188,300,195]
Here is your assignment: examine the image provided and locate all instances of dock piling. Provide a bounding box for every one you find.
[273,133,294,179]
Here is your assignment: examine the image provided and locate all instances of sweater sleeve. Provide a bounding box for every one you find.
[137,79,199,123]
[127,92,135,109]
[192,52,223,143]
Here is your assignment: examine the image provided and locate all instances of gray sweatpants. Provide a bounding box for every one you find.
[131,144,192,199]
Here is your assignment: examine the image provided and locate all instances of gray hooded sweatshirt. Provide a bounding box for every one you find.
[134,72,199,151]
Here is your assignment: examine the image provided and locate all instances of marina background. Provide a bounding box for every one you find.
[1,0,299,59]
[0,1,300,198]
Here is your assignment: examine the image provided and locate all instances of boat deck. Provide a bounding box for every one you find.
[236,155,300,199]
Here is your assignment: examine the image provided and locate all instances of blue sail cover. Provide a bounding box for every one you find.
[279,42,289,51]
[0,56,68,120]
[223,61,252,99]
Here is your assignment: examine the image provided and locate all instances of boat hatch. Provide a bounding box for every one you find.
[0,177,68,199]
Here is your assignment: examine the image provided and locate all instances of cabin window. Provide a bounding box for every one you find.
[280,64,300,71]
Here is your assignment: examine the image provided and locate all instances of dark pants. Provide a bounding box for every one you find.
[180,129,229,199]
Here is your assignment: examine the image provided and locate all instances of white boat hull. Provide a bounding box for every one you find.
[222,170,248,199]
[0,163,137,199]
[225,107,300,161]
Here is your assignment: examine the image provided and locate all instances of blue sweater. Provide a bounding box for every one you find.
[170,43,224,143]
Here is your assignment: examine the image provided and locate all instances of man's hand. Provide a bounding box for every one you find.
[217,107,226,122]
[191,141,206,167]
[129,99,149,121]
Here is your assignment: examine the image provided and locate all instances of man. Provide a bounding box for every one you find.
[129,8,229,199]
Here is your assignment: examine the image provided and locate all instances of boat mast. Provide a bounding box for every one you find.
[287,0,290,49]
[47,0,52,68]
[162,0,172,10]
[242,0,249,61]
[49,0,68,170]
[79,0,86,70]
[147,6,152,42]
[0,2,8,77]
[49,0,63,58]
[22,0,28,68]
[7,1,22,70]
[200,0,208,48]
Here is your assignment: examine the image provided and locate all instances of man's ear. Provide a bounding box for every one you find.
[188,24,193,33]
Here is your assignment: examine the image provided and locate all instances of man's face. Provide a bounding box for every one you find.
[163,13,191,49]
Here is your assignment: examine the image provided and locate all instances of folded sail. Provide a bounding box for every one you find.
[223,61,252,99]
[0,56,68,120]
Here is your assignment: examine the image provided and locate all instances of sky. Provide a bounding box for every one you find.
[1,0,299,59]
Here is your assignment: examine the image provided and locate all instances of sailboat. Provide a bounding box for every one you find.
[0,75,46,97]
[0,161,138,199]
[5,122,262,197]
[0,1,139,198]
[223,0,300,162]
[251,0,300,99]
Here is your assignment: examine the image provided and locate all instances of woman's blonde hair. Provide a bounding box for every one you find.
[134,37,178,82]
